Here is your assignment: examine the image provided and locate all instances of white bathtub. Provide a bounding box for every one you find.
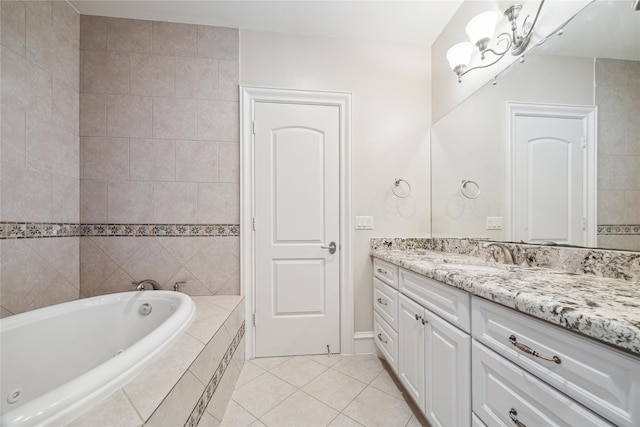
[0,291,196,427]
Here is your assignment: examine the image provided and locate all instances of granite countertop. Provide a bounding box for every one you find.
[370,247,640,356]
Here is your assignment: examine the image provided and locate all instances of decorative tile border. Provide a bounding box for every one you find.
[81,223,240,237]
[185,322,245,427]
[0,222,81,239]
[598,225,640,235]
[0,222,240,239]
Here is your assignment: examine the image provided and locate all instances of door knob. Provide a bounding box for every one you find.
[321,241,337,254]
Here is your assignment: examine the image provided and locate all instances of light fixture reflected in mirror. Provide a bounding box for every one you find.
[465,11,498,55]
[446,0,545,82]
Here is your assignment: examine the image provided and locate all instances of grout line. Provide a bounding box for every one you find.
[121,389,146,425]
[63,0,80,15]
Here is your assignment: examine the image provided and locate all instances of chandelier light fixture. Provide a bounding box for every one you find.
[446,0,545,82]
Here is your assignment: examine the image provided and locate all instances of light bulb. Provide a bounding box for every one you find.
[446,42,473,72]
[465,11,498,48]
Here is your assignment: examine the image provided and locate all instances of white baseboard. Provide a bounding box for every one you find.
[353,331,375,354]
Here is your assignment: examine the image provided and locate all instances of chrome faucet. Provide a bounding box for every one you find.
[133,279,161,291]
[482,242,516,265]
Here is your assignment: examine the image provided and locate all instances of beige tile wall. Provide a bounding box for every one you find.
[79,16,240,297]
[1,0,80,316]
[80,236,240,296]
[596,59,640,250]
[1,9,240,315]
[79,16,239,223]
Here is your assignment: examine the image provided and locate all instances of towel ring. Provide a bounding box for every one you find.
[460,180,480,199]
[392,179,411,198]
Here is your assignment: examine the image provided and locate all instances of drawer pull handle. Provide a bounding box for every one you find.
[415,314,422,321]
[508,335,561,364]
[508,408,527,427]
[377,268,388,275]
[376,297,388,306]
[421,318,428,325]
[377,333,388,344]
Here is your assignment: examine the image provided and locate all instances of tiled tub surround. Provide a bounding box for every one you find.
[370,238,640,355]
[2,9,241,315]
[0,236,80,317]
[80,234,240,298]
[0,225,240,316]
[78,15,241,303]
[79,15,239,226]
[66,295,245,427]
[1,0,81,315]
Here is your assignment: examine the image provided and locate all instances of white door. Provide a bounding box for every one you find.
[253,102,340,357]
[510,104,596,245]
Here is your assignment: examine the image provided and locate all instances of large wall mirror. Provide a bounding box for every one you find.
[431,0,640,251]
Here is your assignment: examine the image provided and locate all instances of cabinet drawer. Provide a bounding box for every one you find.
[399,268,470,332]
[472,297,640,427]
[473,341,612,427]
[374,312,398,373]
[373,258,398,289]
[374,278,398,330]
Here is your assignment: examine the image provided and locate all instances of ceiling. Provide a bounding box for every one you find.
[70,0,464,47]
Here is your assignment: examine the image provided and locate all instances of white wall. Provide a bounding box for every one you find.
[240,30,431,333]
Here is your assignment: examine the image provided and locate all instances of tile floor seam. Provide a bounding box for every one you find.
[258,388,339,427]
[268,359,330,389]
[338,383,375,422]
[234,368,267,390]
[231,403,263,426]
[332,367,383,385]
[368,379,406,401]
[228,397,254,422]
[224,355,426,427]
[262,367,361,426]
[301,371,367,413]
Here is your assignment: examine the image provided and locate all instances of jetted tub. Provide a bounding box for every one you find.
[0,291,196,426]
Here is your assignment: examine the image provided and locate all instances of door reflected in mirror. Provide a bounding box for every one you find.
[430,0,640,251]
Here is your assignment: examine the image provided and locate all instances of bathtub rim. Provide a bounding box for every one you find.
[0,290,196,427]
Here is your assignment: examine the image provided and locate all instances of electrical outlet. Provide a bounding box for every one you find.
[355,216,374,230]
[486,217,503,230]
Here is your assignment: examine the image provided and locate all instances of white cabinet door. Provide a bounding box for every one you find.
[424,311,471,427]
[398,294,425,412]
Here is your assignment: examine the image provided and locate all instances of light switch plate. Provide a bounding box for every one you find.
[355,216,374,230]
[486,216,503,230]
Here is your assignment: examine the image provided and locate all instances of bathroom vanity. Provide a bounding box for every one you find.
[371,238,640,427]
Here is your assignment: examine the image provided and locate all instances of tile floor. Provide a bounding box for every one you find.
[217,354,428,427]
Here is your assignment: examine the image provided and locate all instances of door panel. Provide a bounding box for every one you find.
[528,138,571,240]
[254,102,340,357]
[273,259,325,315]
[514,114,585,245]
[273,128,324,242]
